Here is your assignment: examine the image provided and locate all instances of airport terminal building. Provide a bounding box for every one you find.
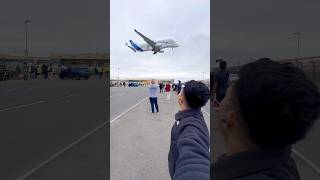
[0,53,109,79]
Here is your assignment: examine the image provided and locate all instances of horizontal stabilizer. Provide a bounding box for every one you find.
[125,42,136,52]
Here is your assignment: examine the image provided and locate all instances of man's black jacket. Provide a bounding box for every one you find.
[212,147,301,180]
[168,109,210,180]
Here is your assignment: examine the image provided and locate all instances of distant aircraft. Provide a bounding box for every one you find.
[125,29,179,54]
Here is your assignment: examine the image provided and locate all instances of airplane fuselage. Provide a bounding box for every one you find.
[136,39,179,52]
[126,29,179,54]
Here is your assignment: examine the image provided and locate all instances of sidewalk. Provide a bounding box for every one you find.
[110,92,210,180]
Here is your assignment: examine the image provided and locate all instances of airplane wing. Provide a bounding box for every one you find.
[134,29,156,49]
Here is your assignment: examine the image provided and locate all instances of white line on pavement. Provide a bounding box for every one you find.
[16,120,108,180]
[110,93,124,98]
[202,108,210,117]
[63,91,92,99]
[110,97,148,125]
[0,101,46,112]
[0,91,92,113]
[292,148,320,174]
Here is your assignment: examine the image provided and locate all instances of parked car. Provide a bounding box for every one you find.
[59,67,90,80]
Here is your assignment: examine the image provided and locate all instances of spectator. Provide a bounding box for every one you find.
[148,79,159,113]
[213,59,229,104]
[168,80,210,180]
[165,82,171,100]
[212,58,320,180]
[176,80,182,94]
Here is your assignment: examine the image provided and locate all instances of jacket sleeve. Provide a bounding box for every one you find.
[173,125,210,180]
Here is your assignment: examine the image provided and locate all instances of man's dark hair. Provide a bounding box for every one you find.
[183,80,210,109]
[235,57,320,148]
[219,60,227,70]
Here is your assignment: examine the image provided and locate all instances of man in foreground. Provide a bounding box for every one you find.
[213,58,320,180]
[168,80,210,180]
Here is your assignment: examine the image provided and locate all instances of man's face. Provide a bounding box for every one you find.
[178,89,187,109]
[217,84,236,142]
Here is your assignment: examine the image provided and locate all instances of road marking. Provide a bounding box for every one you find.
[16,96,148,179]
[292,148,320,174]
[0,91,92,113]
[202,108,210,117]
[110,97,148,125]
[64,91,92,98]
[110,93,124,98]
[16,120,109,180]
[0,101,46,112]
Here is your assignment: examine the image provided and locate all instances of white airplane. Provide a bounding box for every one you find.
[125,29,179,54]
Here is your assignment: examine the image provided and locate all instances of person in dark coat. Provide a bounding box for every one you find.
[168,80,210,180]
[212,58,320,180]
[176,80,182,94]
[213,59,229,103]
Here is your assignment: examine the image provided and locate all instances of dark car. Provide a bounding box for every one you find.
[59,67,90,80]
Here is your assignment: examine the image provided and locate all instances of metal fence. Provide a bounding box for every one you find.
[279,56,320,84]
[211,56,320,90]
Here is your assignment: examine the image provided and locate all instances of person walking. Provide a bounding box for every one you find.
[159,82,164,93]
[165,82,171,100]
[176,80,182,95]
[213,60,229,104]
[212,58,320,180]
[148,79,159,113]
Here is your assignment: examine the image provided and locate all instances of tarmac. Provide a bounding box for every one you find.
[110,90,210,180]
[0,78,108,180]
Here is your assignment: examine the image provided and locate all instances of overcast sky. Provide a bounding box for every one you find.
[0,0,108,56]
[110,0,210,82]
[213,0,320,67]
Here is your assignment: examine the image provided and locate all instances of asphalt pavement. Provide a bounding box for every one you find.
[0,79,108,180]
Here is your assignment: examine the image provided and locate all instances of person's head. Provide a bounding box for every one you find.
[151,79,156,84]
[219,60,227,70]
[178,80,210,111]
[218,58,320,154]
[178,80,181,84]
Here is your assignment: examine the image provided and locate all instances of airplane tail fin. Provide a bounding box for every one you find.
[129,40,138,47]
[129,40,143,52]
[125,42,136,52]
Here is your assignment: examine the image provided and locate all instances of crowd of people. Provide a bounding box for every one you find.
[12,63,106,81]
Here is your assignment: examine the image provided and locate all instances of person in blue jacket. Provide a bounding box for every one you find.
[168,80,210,180]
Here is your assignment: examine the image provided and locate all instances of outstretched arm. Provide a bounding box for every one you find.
[173,126,210,180]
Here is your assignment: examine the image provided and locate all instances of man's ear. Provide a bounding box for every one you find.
[223,110,236,129]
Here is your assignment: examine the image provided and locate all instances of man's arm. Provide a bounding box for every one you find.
[173,125,210,180]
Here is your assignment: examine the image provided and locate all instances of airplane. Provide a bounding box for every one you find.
[125,29,179,54]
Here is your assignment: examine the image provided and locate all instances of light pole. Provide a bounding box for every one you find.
[25,20,32,57]
[293,32,300,58]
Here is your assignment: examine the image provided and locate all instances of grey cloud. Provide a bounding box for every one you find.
[213,0,320,66]
[0,0,108,56]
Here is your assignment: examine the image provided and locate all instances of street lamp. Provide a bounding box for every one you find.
[293,32,300,58]
[25,20,32,57]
